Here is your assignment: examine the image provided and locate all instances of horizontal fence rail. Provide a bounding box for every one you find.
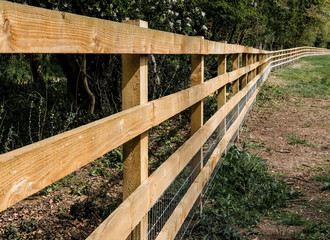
[0,1,329,239]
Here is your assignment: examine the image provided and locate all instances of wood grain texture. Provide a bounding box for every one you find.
[0,1,273,55]
[190,52,204,210]
[0,1,204,54]
[0,2,328,56]
[232,54,239,95]
[241,53,248,88]
[247,54,253,83]
[122,20,149,239]
[122,20,149,200]
[0,103,154,212]
[217,54,227,138]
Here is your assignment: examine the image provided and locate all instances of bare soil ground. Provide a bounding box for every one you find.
[238,73,330,239]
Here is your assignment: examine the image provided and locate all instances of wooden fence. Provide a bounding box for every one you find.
[0,1,329,239]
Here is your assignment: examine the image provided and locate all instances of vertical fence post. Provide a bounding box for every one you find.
[191,37,204,212]
[241,53,248,88]
[232,54,239,94]
[122,19,148,240]
[231,53,239,142]
[247,54,253,83]
[217,53,226,140]
[260,54,265,72]
[253,54,257,78]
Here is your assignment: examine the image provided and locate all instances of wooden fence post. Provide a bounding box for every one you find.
[232,54,239,94]
[253,54,257,78]
[241,53,248,88]
[122,19,149,240]
[247,54,253,83]
[217,53,226,139]
[232,53,239,142]
[191,37,204,212]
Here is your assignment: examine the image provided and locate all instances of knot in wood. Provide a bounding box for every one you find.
[2,19,9,33]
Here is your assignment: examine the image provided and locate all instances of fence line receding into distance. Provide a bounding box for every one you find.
[0,1,329,239]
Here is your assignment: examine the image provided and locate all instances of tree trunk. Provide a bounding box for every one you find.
[228,20,238,44]
[30,54,46,92]
[56,54,95,114]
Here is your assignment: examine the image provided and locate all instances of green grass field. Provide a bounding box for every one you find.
[274,55,330,97]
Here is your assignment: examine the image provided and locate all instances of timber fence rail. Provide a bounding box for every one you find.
[0,1,329,239]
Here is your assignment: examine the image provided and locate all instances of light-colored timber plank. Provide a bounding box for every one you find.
[247,54,253,83]
[122,20,149,200]
[241,53,248,88]
[190,49,204,211]
[0,103,154,212]
[122,19,149,240]
[232,54,239,94]
[0,1,274,55]
[2,2,326,56]
[217,54,226,139]
[0,1,204,54]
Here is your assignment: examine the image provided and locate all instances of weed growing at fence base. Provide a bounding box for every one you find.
[189,146,299,239]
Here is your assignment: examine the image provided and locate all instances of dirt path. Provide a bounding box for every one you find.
[239,71,329,239]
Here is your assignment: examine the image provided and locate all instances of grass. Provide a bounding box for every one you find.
[188,146,300,239]
[270,211,330,240]
[312,170,330,191]
[272,55,330,98]
[287,133,314,147]
[271,211,307,226]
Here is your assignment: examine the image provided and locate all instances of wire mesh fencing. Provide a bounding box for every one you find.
[141,53,309,239]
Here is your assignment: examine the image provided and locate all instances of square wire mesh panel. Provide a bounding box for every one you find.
[202,119,225,166]
[147,59,274,239]
[225,104,238,131]
[147,160,191,240]
[147,150,206,240]
[176,154,224,240]
[238,95,246,114]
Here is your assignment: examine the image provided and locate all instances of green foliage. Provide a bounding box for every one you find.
[287,133,314,147]
[190,146,298,239]
[271,211,307,226]
[312,170,330,191]
[0,224,20,240]
[244,141,266,149]
[301,222,330,239]
[20,217,44,233]
[294,221,330,240]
